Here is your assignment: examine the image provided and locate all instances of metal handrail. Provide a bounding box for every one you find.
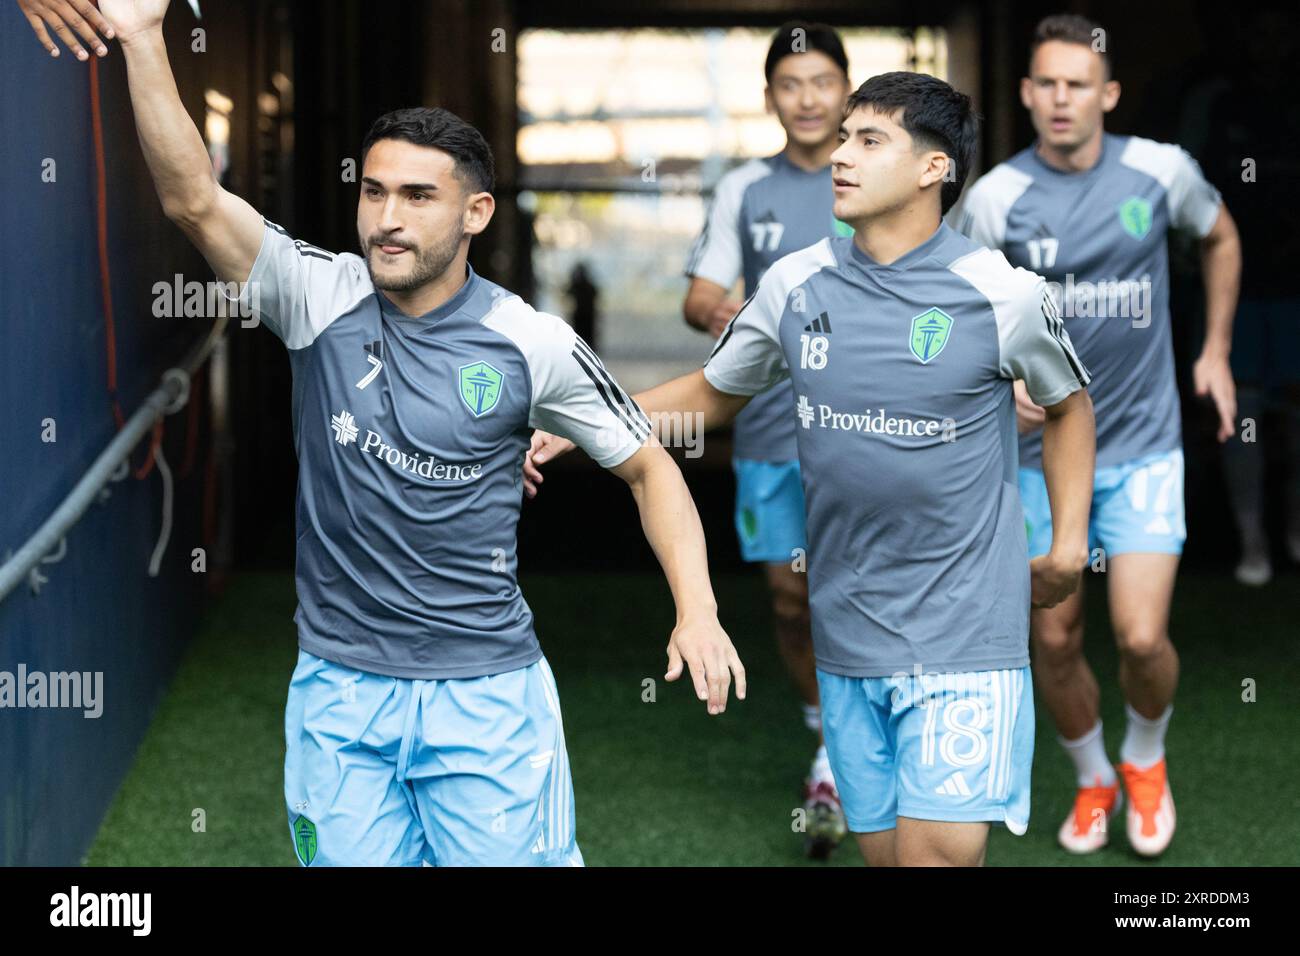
[0,317,228,604]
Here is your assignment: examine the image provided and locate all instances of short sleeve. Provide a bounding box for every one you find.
[524,314,652,468]
[702,280,789,397]
[1002,281,1092,408]
[952,188,1000,249]
[949,163,1034,251]
[684,175,745,289]
[1166,148,1222,238]
[222,220,370,349]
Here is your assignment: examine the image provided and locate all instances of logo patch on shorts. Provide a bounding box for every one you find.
[293,815,318,866]
[458,361,504,417]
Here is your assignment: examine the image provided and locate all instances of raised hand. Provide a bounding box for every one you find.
[95,0,171,45]
[18,0,115,59]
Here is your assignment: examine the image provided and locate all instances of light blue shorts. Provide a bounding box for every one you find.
[284,649,582,867]
[816,667,1034,835]
[732,458,808,564]
[1020,447,1186,560]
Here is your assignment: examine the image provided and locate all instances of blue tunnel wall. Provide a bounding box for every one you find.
[0,9,221,865]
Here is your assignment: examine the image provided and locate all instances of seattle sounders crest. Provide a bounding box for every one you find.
[1118,196,1153,240]
[293,815,318,866]
[458,361,504,417]
[909,308,954,364]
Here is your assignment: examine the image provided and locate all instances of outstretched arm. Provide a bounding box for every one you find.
[609,442,746,715]
[104,0,265,284]
[524,369,750,496]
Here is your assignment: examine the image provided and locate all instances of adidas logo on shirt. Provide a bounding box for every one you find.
[803,311,833,334]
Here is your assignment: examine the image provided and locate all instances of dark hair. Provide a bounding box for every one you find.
[361,107,495,194]
[764,21,850,83]
[844,72,979,214]
[1029,13,1112,80]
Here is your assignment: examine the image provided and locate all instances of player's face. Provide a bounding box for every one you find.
[830,105,949,224]
[1021,41,1119,152]
[765,50,849,149]
[357,138,489,293]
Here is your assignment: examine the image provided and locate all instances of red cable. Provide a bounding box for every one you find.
[134,420,165,480]
[88,56,123,430]
[90,54,164,478]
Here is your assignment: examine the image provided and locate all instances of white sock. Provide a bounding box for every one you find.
[1120,703,1172,768]
[802,703,822,734]
[811,744,835,786]
[1059,720,1116,788]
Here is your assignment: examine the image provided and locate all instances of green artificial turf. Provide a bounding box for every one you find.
[85,569,1300,866]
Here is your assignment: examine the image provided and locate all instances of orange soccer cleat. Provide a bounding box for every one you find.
[1058,775,1123,853]
[1117,758,1177,857]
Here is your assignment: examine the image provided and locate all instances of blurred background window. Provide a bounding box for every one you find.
[517,27,947,391]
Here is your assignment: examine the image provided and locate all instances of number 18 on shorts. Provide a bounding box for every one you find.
[816,667,1034,834]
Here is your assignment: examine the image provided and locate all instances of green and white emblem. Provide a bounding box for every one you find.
[458,361,504,417]
[293,815,317,866]
[1118,196,1153,240]
[909,308,954,364]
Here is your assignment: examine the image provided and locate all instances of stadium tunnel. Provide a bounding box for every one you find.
[0,0,1293,865]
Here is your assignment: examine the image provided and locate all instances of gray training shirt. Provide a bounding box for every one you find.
[703,224,1091,677]
[956,133,1222,470]
[230,220,651,680]
[685,152,849,462]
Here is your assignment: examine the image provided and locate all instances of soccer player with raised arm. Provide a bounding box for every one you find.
[955,14,1240,857]
[681,20,852,858]
[531,72,1097,866]
[66,0,743,866]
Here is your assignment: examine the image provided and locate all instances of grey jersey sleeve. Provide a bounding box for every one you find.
[227,220,371,349]
[1166,148,1223,238]
[485,299,651,468]
[950,248,1091,407]
[952,164,1034,250]
[1002,278,1092,407]
[702,238,835,395]
[1120,138,1223,238]
[701,271,789,396]
[684,161,773,289]
[683,175,745,289]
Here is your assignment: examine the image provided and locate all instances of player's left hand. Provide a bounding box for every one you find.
[1192,351,1236,443]
[665,615,746,715]
[1029,550,1083,608]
